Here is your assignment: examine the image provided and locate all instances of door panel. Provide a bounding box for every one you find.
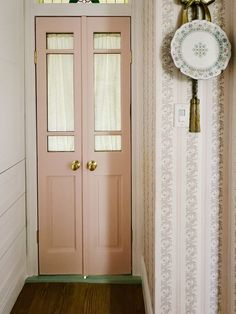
[96,175,121,248]
[47,176,76,250]
[36,17,131,275]
[36,17,82,274]
[83,17,131,275]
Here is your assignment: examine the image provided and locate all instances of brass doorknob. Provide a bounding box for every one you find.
[87,160,97,171]
[71,160,81,171]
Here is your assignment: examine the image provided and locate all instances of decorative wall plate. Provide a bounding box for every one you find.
[171,20,231,80]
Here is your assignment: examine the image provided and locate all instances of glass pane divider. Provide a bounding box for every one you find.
[46,132,75,135]
[46,49,75,54]
[94,131,122,135]
[93,49,122,54]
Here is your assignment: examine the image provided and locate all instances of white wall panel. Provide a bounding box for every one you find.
[0,231,26,314]
[0,196,25,260]
[0,162,25,217]
[0,0,25,173]
[0,0,26,313]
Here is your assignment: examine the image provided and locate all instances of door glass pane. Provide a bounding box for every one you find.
[95,135,121,151]
[48,136,75,151]
[94,54,121,131]
[47,34,74,49]
[94,33,121,49]
[47,54,74,132]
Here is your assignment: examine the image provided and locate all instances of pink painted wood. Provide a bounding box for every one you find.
[36,17,131,275]
[36,17,83,274]
[83,17,131,275]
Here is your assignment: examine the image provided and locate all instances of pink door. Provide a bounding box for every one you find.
[36,17,131,275]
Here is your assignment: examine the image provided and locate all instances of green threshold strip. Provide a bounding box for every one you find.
[26,275,142,285]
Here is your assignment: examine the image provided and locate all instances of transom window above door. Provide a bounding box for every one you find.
[37,0,128,4]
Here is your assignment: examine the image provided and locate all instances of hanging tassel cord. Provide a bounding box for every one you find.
[189,5,201,133]
[189,79,201,132]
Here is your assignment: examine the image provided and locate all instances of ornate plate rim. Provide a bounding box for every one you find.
[171,20,231,80]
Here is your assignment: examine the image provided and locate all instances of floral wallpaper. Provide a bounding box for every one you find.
[153,0,228,313]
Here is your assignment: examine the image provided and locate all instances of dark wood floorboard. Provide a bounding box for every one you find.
[11,283,145,314]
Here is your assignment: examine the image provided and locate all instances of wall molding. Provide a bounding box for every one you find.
[142,0,155,304]
[141,257,153,314]
[131,0,144,276]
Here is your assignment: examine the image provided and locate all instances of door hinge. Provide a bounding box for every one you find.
[36,230,39,243]
[130,51,132,64]
[34,51,37,64]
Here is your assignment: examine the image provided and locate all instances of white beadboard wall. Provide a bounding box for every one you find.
[0,0,26,313]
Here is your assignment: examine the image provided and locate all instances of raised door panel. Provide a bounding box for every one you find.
[47,177,76,250]
[97,176,121,249]
[84,174,131,274]
[39,175,81,273]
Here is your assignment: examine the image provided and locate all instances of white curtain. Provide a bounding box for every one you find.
[94,34,121,151]
[47,33,122,152]
[47,34,74,151]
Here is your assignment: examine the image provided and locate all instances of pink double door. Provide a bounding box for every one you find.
[36,17,131,275]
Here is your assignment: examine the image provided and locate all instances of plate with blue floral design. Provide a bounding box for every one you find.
[171,20,231,80]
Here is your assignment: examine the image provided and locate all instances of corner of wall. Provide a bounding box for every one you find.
[141,256,154,314]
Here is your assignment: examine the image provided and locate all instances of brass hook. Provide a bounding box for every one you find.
[180,0,215,5]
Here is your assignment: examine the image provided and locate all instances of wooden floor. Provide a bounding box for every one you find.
[11,283,145,314]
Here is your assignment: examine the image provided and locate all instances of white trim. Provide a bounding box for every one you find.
[25,0,39,276]
[131,0,144,276]
[155,0,162,311]
[141,256,153,314]
[32,3,131,16]
[25,0,143,277]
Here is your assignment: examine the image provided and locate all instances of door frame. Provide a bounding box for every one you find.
[25,0,144,276]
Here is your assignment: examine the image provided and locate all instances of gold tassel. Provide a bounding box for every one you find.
[189,96,201,133]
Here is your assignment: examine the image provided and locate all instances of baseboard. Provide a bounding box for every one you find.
[1,273,25,314]
[141,257,153,314]
[26,275,142,284]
